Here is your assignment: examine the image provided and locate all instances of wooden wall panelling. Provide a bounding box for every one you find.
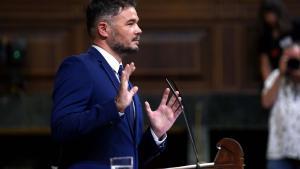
[125,23,214,94]
[240,21,261,90]
[137,0,217,21]
[0,0,86,20]
[138,0,260,21]
[222,25,237,89]
[235,25,245,90]
[0,0,89,92]
[135,0,263,93]
[71,23,90,56]
[128,31,204,76]
[3,0,300,93]
[211,24,223,91]
[0,23,87,92]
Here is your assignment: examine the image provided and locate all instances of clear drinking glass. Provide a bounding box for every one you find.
[110,156,133,169]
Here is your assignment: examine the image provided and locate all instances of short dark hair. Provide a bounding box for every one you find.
[86,0,136,37]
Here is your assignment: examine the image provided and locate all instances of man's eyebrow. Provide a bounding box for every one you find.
[127,18,139,23]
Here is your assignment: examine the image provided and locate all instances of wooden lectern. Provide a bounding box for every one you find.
[163,138,244,169]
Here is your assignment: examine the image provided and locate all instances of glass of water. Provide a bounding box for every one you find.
[110,156,133,169]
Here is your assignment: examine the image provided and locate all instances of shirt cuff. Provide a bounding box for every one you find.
[150,128,167,146]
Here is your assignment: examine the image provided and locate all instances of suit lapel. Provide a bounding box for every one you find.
[88,47,136,142]
[88,47,119,91]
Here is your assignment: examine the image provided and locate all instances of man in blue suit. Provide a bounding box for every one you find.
[51,0,182,168]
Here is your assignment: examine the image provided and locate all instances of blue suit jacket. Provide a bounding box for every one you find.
[51,47,164,169]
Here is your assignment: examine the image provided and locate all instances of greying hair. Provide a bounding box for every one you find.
[86,0,136,37]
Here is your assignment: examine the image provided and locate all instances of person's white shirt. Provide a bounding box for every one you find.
[263,69,300,160]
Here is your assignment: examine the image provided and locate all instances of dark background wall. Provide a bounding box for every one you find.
[1,0,300,93]
[0,0,300,168]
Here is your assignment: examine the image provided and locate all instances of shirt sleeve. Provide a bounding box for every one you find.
[150,128,167,146]
[262,69,280,95]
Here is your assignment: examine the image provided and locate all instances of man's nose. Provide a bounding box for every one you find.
[136,25,142,34]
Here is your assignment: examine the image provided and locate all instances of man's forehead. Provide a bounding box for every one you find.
[113,7,139,21]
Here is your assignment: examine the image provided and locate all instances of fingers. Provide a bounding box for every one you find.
[123,62,136,79]
[159,88,170,106]
[144,101,153,114]
[158,87,182,116]
[167,91,179,107]
[170,95,182,112]
[172,96,181,110]
[116,62,138,112]
[174,106,183,118]
[160,87,182,110]
[174,97,183,117]
[167,91,183,118]
[120,62,136,90]
[130,86,139,96]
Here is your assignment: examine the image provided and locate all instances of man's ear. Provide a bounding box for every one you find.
[97,21,109,38]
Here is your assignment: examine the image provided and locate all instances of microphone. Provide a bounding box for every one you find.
[165,78,201,168]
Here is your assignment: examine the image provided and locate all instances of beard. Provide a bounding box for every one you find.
[108,28,140,56]
[111,42,139,56]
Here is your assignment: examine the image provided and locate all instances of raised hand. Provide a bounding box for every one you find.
[115,62,138,112]
[144,88,183,138]
[280,44,300,76]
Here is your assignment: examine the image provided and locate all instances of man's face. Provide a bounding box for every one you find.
[107,7,142,56]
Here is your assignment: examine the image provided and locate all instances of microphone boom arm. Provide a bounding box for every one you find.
[165,78,200,166]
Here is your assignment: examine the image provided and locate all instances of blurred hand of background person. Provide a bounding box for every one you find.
[261,44,300,108]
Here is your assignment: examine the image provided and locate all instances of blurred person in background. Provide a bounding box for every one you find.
[262,44,300,169]
[258,0,300,81]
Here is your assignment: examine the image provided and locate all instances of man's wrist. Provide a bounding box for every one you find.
[115,96,125,113]
[150,128,167,146]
